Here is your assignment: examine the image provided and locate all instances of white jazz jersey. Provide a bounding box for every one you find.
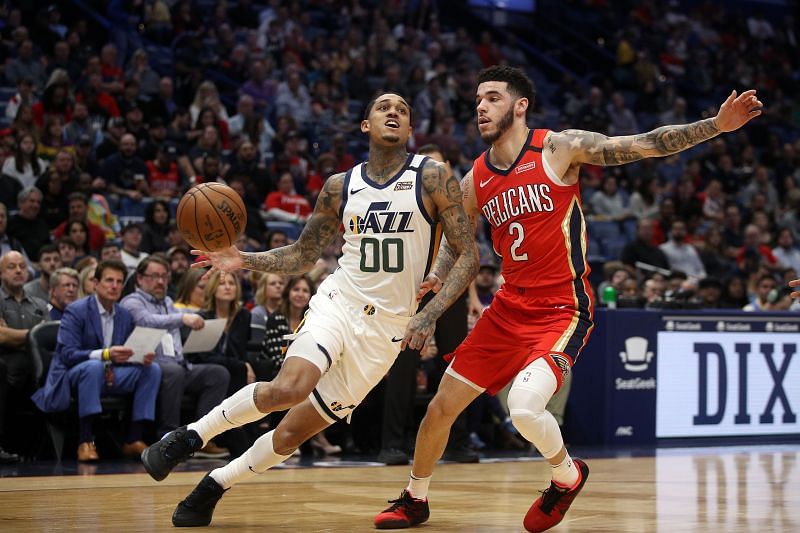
[335,153,439,316]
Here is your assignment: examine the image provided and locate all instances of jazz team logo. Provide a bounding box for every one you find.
[349,201,414,234]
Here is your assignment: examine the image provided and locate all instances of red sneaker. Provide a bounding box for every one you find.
[374,489,430,529]
[523,458,589,532]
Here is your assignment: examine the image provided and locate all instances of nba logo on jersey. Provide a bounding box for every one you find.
[348,201,414,235]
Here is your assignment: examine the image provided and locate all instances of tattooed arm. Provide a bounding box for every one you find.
[545,89,763,179]
[402,162,479,351]
[192,174,344,276]
[427,169,479,282]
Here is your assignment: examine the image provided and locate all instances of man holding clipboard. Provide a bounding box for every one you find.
[32,260,161,462]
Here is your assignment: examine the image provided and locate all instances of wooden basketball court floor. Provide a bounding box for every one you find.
[1,445,798,532]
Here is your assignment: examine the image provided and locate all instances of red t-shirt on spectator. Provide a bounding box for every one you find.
[264,191,312,219]
[736,245,777,266]
[53,220,107,252]
[147,160,181,197]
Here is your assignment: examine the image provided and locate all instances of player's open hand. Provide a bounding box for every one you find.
[401,312,436,352]
[789,278,800,299]
[715,89,763,132]
[416,273,443,301]
[191,246,243,279]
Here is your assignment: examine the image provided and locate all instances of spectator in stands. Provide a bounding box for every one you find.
[65,221,91,261]
[228,95,276,164]
[195,107,230,150]
[32,260,160,461]
[23,244,62,302]
[606,92,638,136]
[192,271,253,396]
[697,225,734,279]
[2,133,46,190]
[57,237,78,268]
[53,193,106,253]
[720,275,749,309]
[150,76,177,122]
[620,218,670,271]
[659,220,706,279]
[240,60,278,114]
[32,70,72,129]
[6,39,47,90]
[7,186,50,261]
[100,242,122,262]
[78,264,96,298]
[120,222,149,276]
[276,66,312,127]
[589,175,631,221]
[700,179,725,224]
[48,267,79,320]
[141,200,171,254]
[36,150,78,228]
[740,165,778,208]
[697,278,723,309]
[101,133,150,206]
[642,277,666,307]
[167,246,191,298]
[250,273,285,336]
[126,49,160,98]
[190,81,229,124]
[743,274,778,312]
[174,268,207,312]
[628,177,661,220]
[189,126,223,173]
[0,250,47,395]
[63,101,102,148]
[736,224,780,272]
[264,171,311,224]
[95,117,125,161]
[4,78,35,122]
[146,142,183,199]
[120,256,229,449]
[773,228,800,274]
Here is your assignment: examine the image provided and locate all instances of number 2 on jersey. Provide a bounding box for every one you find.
[508,222,528,261]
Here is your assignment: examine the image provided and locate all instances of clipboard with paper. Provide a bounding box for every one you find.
[124,327,165,363]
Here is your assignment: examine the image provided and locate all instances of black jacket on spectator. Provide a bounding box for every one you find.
[35,172,77,228]
[0,175,22,210]
[7,214,50,261]
[620,238,670,270]
[101,153,149,191]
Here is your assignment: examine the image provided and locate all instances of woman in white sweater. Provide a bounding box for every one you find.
[1,133,46,189]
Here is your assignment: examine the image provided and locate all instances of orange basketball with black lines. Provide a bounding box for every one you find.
[177,183,247,252]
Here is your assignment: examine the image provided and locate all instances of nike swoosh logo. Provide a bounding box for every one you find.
[391,337,403,342]
[350,187,367,194]
[479,176,495,188]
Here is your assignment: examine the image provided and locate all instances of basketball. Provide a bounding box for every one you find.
[176,182,247,252]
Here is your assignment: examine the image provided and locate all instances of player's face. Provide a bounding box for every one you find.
[475,81,522,144]
[362,94,412,146]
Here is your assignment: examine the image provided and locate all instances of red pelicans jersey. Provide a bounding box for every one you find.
[474,129,592,304]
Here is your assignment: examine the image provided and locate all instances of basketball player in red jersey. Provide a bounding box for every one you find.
[375,66,762,532]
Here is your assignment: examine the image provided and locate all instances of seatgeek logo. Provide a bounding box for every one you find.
[349,201,414,235]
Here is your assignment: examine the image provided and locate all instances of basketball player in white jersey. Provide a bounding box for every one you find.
[140,93,479,527]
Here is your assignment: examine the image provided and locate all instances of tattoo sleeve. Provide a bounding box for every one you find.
[421,163,479,322]
[559,118,721,166]
[241,174,344,274]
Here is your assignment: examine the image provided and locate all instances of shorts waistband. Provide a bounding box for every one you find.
[500,282,578,299]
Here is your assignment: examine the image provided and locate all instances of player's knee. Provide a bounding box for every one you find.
[258,380,306,410]
[507,386,548,428]
[424,394,460,425]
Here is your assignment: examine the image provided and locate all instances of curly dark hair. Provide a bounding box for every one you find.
[477,65,536,107]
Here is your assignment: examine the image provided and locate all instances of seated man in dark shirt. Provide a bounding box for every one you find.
[620,218,670,271]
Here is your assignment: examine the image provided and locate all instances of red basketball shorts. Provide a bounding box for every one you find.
[446,284,594,395]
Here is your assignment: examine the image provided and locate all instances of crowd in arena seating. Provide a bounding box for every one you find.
[0,0,798,463]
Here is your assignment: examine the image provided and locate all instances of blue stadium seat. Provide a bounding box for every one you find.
[601,237,628,260]
[586,238,604,261]
[588,220,621,241]
[622,218,638,241]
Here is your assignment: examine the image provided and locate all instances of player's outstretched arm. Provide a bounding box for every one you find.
[402,162,479,351]
[241,173,344,274]
[193,174,344,276]
[546,89,763,172]
[790,278,800,299]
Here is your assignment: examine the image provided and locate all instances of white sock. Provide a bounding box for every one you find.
[209,430,291,489]
[188,383,265,445]
[550,452,580,489]
[407,472,431,500]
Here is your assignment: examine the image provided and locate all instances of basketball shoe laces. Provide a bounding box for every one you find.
[384,490,425,518]
[163,427,199,464]
[538,482,574,515]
